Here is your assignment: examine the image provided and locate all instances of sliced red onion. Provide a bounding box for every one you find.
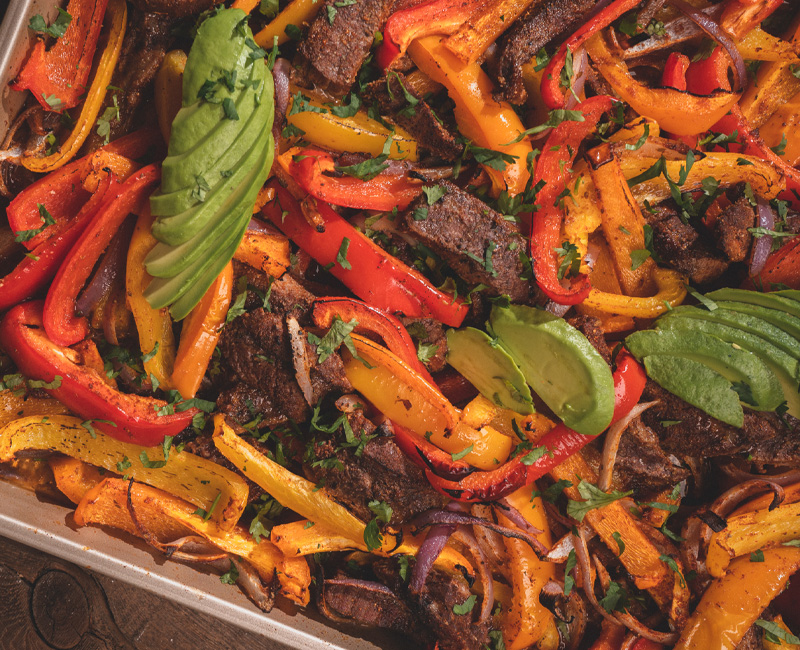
[718,460,800,487]
[287,317,314,406]
[496,498,546,538]
[565,49,589,111]
[452,526,494,623]
[668,0,747,91]
[409,524,455,593]
[76,217,133,316]
[247,217,271,233]
[411,509,549,558]
[750,197,776,276]
[546,301,572,317]
[622,6,723,60]
[598,401,659,492]
[272,58,292,140]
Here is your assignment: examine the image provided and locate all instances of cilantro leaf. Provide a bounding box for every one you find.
[566,481,633,522]
[755,619,800,645]
[220,560,239,584]
[452,594,477,615]
[29,8,71,38]
[505,109,585,144]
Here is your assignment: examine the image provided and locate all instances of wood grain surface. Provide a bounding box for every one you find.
[0,535,271,649]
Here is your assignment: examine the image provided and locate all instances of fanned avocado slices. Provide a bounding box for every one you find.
[145,8,274,320]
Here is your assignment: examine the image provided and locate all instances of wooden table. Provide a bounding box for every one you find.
[0,535,269,649]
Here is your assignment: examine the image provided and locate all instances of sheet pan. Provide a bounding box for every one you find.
[0,3,400,647]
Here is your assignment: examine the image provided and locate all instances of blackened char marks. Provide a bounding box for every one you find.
[307,412,448,524]
[641,379,800,460]
[298,0,394,97]
[404,181,529,301]
[490,0,595,104]
[363,74,464,161]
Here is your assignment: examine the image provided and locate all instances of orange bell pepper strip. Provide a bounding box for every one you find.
[0,390,70,429]
[11,0,110,111]
[721,0,784,39]
[171,263,233,400]
[499,483,558,650]
[584,32,741,137]
[587,621,626,650]
[75,477,311,606]
[80,150,140,192]
[407,35,532,197]
[288,148,423,211]
[20,0,128,173]
[253,0,325,48]
[49,456,108,504]
[233,227,290,278]
[0,414,248,530]
[343,334,513,470]
[126,208,178,391]
[674,547,800,650]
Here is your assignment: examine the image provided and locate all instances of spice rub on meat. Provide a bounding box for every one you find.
[298,0,395,97]
[403,180,529,301]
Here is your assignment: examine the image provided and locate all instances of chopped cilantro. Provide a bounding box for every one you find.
[566,481,633,522]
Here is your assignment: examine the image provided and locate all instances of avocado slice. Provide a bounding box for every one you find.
[657,306,800,361]
[489,305,614,436]
[643,355,744,428]
[774,290,800,303]
[446,327,534,414]
[656,316,800,417]
[713,301,800,341]
[625,329,784,411]
[705,288,800,320]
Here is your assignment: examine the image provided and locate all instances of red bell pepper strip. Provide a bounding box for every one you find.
[393,421,475,480]
[6,129,160,250]
[424,350,646,501]
[289,149,422,211]
[662,53,689,91]
[264,181,468,327]
[541,0,641,109]
[721,0,783,39]
[0,176,114,312]
[311,297,435,383]
[530,95,614,305]
[43,163,160,346]
[685,48,732,95]
[375,0,483,71]
[0,301,198,445]
[743,237,800,291]
[11,0,110,111]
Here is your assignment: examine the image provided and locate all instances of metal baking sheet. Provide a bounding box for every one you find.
[0,3,399,647]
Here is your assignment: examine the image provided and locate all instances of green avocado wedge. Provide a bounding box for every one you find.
[489,305,614,436]
[446,327,534,414]
[643,356,744,428]
[774,290,800,303]
[705,288,800,320]
[625,329,784,412]
[712,301,800,341]
[656,316,800,417]
[657,305,800,361]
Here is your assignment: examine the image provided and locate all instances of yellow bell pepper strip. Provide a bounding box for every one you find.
[11,0,109,112]
[622,151,785,206]
[253,0,324,48]
[563,167,602,266]
[540,0,642,109]
[126,208,178,391]
[674,547,800,650]
[442,0,536,65]
[0,414,248,530]
[233,227,290,278]
[706,497,800,577]
[737,26,800,63]
[584,31,740,137]
[289,148,423,211]
[589,144,657,298]
[581,267,687,319]
[375,0,485,70]
[343,334,513,470]
[530,95,613,305]
[154,50,187,144]
[498,483,557,650]
[75,477,311,606]
[759,94,800,167]
[20,0,128,173]
[739,16,800,129]
[0,389,70,429]
[550,450,676,608]
[171,262,232,400]
[407,35,532,197]
[49,456,108,504]
[285,93,418,160]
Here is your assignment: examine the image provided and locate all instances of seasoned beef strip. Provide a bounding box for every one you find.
[363,74,464,161]
[489,0,595,105]
[402,317,448,373]
[217,309,351,426]
[307,412,448,524]
[403,181,529,301]
[84,10,172,151]
[713,195,755,263]
[130,0,220,17]
[232,260,316,321]
[613,419,690,492]
[641,379,800,460]
[298,0,394,97]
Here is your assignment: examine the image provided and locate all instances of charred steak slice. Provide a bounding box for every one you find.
[298,0,394,97]
[403,180,529,301]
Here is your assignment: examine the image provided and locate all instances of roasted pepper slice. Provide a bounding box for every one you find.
[0,301,198,446]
